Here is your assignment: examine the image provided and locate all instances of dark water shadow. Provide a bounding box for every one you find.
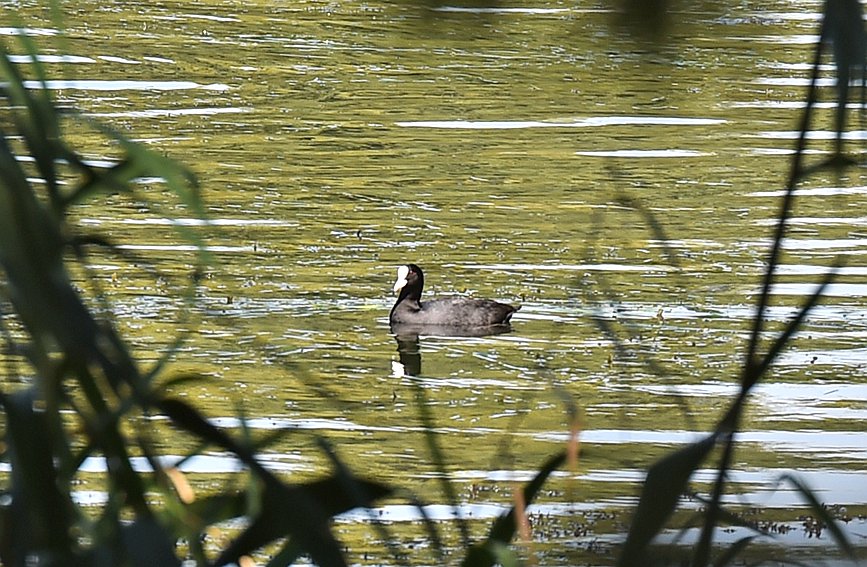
[390,323,513,377]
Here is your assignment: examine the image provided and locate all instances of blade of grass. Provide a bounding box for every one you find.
[698,266,838,565]
[746,264,840,390]
[781,473,856,560]
[4,35,65,209]
[746,6,824,374]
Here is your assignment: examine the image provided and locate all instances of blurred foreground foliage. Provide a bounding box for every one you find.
[0,35,398,567]
[613,0,865,564]
[0,29,568,567]
[1,1,866,565]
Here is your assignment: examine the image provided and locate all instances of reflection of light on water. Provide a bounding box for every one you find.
[739,238,867,250]
[749,12,820,22]
[747,185,867,197]
[158,13,241,23]
[72,491,109,506]
[633,382,867,422]
[575,149,711,158]
[0,26,57,36]
[116,244,252,252]
[337,502,613,523]
[759,128,867,140]
[429,6,574,14]
[746,147,826,155]
[396,116,725,129]
[756,217,867,228]
[0,453,309,475]
[407,376,543,390]
[208,416,406,433]
[88,107,249,119]
[8,54,95,63]
[773,263,867,275]
[81,217,294,227]
[501,300,867,325]
[534,428,867,460]
[21,80,230,91]
[464,262,676,273]
[768,282,867,297]
[730,101,837,109]
[774,348,867,367]
[98,55,140,64]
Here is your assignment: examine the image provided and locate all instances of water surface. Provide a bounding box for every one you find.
[4,1,867,564]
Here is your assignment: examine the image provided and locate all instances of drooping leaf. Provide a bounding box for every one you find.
[214,475,392,567]
[156,397,392,566]
[781,473,856,560]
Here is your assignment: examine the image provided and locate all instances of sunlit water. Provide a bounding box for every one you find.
[4,0,867,564]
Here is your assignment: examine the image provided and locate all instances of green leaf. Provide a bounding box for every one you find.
[1,388,76,562]
[121,516,181,567]
[185,492,248,524]
[155,398,392,567]
[617,433,717,566]
[213,475,391,567]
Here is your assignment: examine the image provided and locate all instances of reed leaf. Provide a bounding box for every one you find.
[463,451,566,567]
[617,433,717,566]
[781,473,856,560]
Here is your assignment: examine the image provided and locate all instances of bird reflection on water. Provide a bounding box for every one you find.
[390,322,513,377]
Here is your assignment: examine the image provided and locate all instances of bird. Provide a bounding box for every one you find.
[389,264,519,327]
